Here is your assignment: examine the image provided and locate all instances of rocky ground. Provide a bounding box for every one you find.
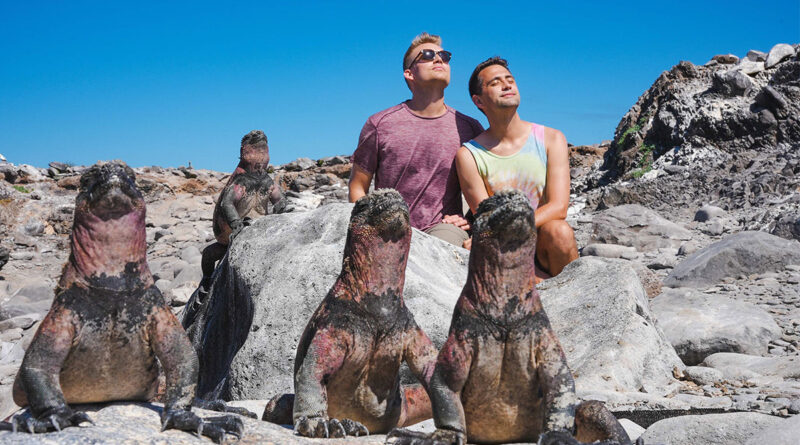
[0,42,798,444]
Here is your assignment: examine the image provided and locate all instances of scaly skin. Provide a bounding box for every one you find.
[199,130,285,295]
[10,162,249,442]
[387,190,632,445]
[262,189,438,438]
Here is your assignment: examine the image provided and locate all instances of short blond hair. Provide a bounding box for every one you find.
[403,32,442,70]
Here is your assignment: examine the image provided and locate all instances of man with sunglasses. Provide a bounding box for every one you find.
[457,57,578,282]
[349,32,483,246]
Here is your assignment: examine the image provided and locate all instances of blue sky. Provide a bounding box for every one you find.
[1,1,798,171]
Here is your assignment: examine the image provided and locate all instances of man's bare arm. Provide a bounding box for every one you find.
[348,164,373,202]
[455,146,490,214]
[535,128,570,228]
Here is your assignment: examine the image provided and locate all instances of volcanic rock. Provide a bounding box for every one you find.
[664,231,800,288]
[591,204,692,251]
[651,288,782,365]
[640,412,783,445]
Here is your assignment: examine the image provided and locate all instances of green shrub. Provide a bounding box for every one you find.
[13,185,31,193]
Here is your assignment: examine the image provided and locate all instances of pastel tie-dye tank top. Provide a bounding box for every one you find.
[463,123,548,209]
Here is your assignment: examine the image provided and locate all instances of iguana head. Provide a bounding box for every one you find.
[337,189,411,305]
[239,130,270,171]
[467,189,538,302]
[60,161,151,291]
[76,161,144,220]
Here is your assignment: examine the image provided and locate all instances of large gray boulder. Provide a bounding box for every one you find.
[640,412,784,445]
[665,231,800,288]
[703,352,800,381]
[184,203,468,400]
[745,414,800,445]
[185,204,681,401]
[651,288,782,365]
[538,257,682,396]
[591,204,692,251]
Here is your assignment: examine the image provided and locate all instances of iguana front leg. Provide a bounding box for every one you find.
[388,331,472,445]
[149,304,246,443]
[12,304,92,433]
[536,328,579,435]
[293,327,367,437]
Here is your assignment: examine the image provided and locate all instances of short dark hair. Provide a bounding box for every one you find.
[468,57,510,97]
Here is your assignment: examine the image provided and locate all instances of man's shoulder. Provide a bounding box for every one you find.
[451,108,481,125]
[365,103,408,126]
[451,108,484,134]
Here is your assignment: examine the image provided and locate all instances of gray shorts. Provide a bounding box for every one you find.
[424,222,469,247]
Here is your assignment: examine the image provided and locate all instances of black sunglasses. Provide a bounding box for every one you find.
[408,49,452,68]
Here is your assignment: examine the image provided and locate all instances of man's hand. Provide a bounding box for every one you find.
[443,214,470,231]
[462,237,472,250]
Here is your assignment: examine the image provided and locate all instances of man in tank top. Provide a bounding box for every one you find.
[456,57,578,282]
[349,32,483,247]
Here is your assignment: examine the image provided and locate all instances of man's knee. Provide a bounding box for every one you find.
[539,220,576,247]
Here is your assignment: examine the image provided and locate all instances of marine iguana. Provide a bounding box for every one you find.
[11,161,249,442]
[198,130,285,296]
[262,189,439,438]
[387,190,633,445]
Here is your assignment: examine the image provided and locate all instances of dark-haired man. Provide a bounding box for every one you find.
[349,32,483,247]
[457,57,578,282]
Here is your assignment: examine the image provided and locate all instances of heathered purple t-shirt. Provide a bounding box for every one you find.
[353,102,483,231]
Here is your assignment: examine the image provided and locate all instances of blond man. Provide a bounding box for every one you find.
[349,32,483,246]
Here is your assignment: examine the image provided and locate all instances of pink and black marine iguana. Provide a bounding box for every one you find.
[11,161,252,442]
[198,130,285,298]
[387,190,635,445]
[262,189,439,438]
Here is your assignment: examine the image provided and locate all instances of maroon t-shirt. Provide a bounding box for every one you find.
[353,102,483,231]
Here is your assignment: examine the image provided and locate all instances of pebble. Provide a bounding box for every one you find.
[684,366,724,385]
[0,314,40,331]
[9,251,34,261]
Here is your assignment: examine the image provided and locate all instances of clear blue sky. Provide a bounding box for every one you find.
[1,1,798,171]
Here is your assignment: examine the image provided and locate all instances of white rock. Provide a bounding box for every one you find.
[739,59,765,75]
[539,257,683,396]
[694,204,726,222]
[651,288,782,365]
[179,245,202,263]
[703,353,800,380]
[618,418,645,441]
[745,414,800,445]
[581,243,637,259]
[641,412,783,445]
[665,231,800,288]
[592,204,692,252]
[683,365,724,385]
[765,43,795,68]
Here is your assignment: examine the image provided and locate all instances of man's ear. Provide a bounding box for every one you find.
[403,69,414,84]
[472,94,483,110]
